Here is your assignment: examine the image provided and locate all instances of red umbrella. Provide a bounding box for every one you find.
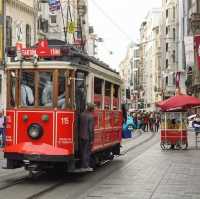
[156,94,200,111]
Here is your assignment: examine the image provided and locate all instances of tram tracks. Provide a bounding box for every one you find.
[0,132,157,199]
[23,132,158,199]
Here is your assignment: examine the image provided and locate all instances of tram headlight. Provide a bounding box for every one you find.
[28,124,43,140]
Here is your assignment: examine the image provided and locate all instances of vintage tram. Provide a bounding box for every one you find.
[4,40,122,172]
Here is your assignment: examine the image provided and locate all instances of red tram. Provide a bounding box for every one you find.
[4,40,122,172]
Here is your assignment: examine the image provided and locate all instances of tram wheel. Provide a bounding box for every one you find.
[181,141,188,150]
[175,140,188,150]
[160,141,171,150]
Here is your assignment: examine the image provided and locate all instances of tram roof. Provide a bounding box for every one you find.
[32,39,119,75]
[6,39,119,74]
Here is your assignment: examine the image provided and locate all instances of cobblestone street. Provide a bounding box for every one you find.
[78,132,200,199]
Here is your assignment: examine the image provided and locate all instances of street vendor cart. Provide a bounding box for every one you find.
[160,111,188,149]
[156,92,200,150]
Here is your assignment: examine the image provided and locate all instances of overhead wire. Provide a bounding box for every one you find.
[90,0,133,42]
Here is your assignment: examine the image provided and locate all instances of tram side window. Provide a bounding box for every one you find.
[75,71,86,113]
[94,77,102,109]
[39,72,53,107]
[20,72,35,106]
[104,81,111,110]
[10,71,17,107]
[113,84,119,110]
[58,71,66,109]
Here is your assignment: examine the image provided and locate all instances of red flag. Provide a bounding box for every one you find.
[194,35,200,70]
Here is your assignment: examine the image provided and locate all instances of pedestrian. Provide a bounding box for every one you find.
[79,103,95,172]
[149,112,154,132]
[0,110,5,147]
[192,114,200,134]
[155,114,161,132]
[143,113,149,132]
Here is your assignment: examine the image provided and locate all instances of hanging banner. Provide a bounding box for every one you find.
[67,22,76,33]
[194,35,200,70]
[48,0,61,12]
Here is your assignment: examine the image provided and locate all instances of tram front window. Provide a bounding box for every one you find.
[20,72,34,107]
[39,72,53,107]
[10,71,16,107]
[58,71,66,109]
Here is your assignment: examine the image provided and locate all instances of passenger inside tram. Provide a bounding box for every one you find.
[41,74,53,106]
[21,78,34,106]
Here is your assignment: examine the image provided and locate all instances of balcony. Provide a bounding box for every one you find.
[191,13,200,34]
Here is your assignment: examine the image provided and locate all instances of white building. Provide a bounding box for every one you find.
[140,8,162,110]
[119,43,134,106]
[5,0,37,48]
[0,0,38,109]
[40,0,89,52]
[161,0,179,99]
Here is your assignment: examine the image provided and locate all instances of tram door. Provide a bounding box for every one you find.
[75,71,87,113]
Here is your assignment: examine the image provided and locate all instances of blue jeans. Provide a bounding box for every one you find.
[0,128,5,147]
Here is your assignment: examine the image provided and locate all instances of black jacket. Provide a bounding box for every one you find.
[79,111,95,142]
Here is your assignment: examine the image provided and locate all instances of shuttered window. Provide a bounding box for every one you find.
[6,16,12,47]
[26,24,31,47]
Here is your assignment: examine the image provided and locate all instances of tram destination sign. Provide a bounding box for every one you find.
[19,40,61,58]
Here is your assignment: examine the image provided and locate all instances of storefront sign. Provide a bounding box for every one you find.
[194,35,200,70]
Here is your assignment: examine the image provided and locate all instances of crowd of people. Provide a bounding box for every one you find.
[129,110,161,132]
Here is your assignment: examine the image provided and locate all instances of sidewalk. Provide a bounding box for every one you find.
[81,131,200,199]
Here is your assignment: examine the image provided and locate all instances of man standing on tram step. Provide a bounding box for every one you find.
[0,110,6,147]
[79,103,95,172]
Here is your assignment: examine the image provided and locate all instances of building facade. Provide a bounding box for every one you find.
[185,0,200,97]
[119,43,134,107]
[139,8,162,110]
[160,0,178,99]
[0,0,38,109]
[40,0,89,52]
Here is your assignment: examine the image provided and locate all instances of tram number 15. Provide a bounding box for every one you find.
[61,117,69,125]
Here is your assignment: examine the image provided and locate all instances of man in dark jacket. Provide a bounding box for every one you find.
[79,103,95,171]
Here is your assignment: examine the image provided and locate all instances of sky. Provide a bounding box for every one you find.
[88,0,162,70]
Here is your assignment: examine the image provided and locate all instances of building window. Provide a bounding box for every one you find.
[166,26,168,34]
[6,16,12,47]
[50,15,57,24]
[26,24,31,47]
[197,0,200,13]
[172,50,175,63]
[173,6,175,19]
[166,43,168,52]
[166,9,168,18]
[166,76,168,86]
[173,28,176,40]
[166,59,168,69]
[188,0,192,9]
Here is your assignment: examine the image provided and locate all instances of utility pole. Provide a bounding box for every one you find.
[0,0,4,67]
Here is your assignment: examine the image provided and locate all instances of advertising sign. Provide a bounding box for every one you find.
[194,35,200,70]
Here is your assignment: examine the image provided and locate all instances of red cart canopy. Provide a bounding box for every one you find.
[156,94,200,111]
